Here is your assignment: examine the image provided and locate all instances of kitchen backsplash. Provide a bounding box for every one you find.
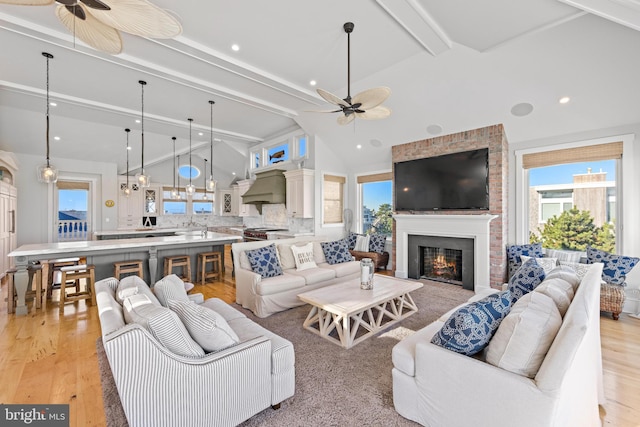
[157,214,243,229]
[244,203,314,233]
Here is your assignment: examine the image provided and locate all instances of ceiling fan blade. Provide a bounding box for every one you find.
[317,88,349,107]
[304,108,343,113]
[80,0,110,10]
[355,105,392,120]
[65,4,85,19]
[85,0,182,39]
[337,114,355,126]
[0,0,52,4]
[352,87,391,110]
[56,4,123,54]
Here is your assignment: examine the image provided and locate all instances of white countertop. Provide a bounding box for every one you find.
[9,232,241,258]
[93,228,193,237]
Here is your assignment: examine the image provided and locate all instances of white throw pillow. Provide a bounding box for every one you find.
[168,300,240,353]
[521,255,558,274]
[122,293,154,323]
[117,286,138,302]
[486,292,562,378]
[124,298,204,357]
[546,266,581,291]
[534,277,574,317]
[354,235,371,252]
[277,244,296,270]
[313,241,327,264]
[116,275,161,306]
[153,274,191,307]
[544,248,583,263]
[291,242,318,271]
[558,261,590,285]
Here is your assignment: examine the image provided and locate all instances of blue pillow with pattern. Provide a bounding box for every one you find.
[368,233,386,253]
[508,258,546,304]
[431,290,512,356]
[507,243,544,279]
[245,243,283,279]
[586,246,639,286]
[347,232,360,250]
[321,239,353,265]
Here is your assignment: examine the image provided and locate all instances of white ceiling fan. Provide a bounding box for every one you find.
[0,0,182,54]
[315,22,391,126]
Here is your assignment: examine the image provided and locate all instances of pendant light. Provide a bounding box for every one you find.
[185,118,196,195]
[37,52,58,184]
[170,136,179,199]
[123,128,132,196]
[203,158,208,200]
[135,80,150,187]
[206,100,217,192]
[176,154,182,200]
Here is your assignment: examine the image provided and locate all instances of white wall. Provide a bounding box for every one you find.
[13,153,118,245]
[508,121,640,312]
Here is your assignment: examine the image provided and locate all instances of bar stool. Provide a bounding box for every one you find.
[5,264,43,314]
[47,257,81,299]
[164,255,192,282]
[59,264,96,312]
[113,260,144,280]
[196,252,221,285]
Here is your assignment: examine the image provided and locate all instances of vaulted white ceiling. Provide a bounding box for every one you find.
[1,0,639,185]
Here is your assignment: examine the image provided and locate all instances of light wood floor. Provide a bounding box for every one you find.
[1,253,639,427]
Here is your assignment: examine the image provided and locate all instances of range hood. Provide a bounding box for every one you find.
[241,169,286,214]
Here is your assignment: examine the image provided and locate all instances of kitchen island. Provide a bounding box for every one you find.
[8,232,241,315]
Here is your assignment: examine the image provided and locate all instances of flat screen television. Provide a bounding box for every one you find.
[394,148,489,211]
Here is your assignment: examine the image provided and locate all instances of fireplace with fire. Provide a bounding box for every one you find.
[407,234,475,290]
[422,247,463,285]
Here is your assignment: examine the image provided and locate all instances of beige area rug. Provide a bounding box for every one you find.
[96,280,473,426]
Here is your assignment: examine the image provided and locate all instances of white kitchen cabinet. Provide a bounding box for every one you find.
[117,177,143,229]
[284,169,314,218]
[218,189,236,216]
[236,179,259,217]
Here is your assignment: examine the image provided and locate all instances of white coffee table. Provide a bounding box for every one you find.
[297,275,423,349]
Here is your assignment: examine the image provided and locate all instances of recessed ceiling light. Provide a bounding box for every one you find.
[49,102,57,107]
[510,102,534,117]
[559,96,571,104]
[310,80,316,86]
[54,136,60,141]
[127,146,132,150]
[356,144,362,149]
[426,124,443,135]
[198,132,203,136]
[231,44,240,51]
[232,172,236,175]
[135,119,141,123]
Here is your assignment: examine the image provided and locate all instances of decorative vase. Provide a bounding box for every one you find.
[360,258,374,290]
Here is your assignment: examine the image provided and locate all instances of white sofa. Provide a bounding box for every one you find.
[232,236,360,318]
[96,276,295,427]
[392,263,605,427]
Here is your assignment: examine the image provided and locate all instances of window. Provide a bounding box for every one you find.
[524,142,620,252]
[162,188,186,215]
[297,135,307,158]
[323,174,345,225]
[357,173,392,237]
[192,190,214,215]
[267,143,288,165]
[56,180,90,241]
[251,133,308,170]
[178,164,200,180]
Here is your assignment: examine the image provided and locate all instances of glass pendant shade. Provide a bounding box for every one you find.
[206,176,216,192]
[136,172,150,188]
[123,186,131,197]
[185,183,196,195]
[37,164,58,183]
[38,52,58,184]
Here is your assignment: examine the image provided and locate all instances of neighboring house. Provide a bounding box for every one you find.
[529,169,615,238]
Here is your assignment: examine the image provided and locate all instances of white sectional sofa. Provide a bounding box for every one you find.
[232,236,361,318]
[392,263,605,427]
[96,275,295,427]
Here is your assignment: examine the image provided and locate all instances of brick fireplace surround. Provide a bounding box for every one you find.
[391,124,509,288]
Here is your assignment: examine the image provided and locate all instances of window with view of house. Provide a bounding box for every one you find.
[323,174,345,225]
[358,172,392,237]
[525,142,620,253]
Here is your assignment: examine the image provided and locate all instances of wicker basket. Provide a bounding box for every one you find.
[600,282,625,320]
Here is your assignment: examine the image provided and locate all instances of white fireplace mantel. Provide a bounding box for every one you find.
[393,214,498,293]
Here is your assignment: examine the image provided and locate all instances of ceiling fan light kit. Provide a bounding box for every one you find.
[315,22,391,125]
[1,0,182,54]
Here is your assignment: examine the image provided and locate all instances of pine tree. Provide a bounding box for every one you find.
[532,207,615,251]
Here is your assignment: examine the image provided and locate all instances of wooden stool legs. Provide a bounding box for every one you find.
[59,264,95,312]
[164,256,192,282]
[197,252,221,285]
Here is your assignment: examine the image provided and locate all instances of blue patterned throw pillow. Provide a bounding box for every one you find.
[321,239,353,265]
[245,244,283,279]
[368,233,386,253]
[508,258,546,304]
[586,247,639,286]
[507,243,544,279]
[431,290,512,356]
[347,232,360,250]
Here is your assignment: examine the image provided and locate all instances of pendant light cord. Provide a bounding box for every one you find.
[172,136,177,189]
[125,128,130,187]
[139,80,147,174]
[44,52,52,168]
[188,118,193,186]
[209,100,215,177]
